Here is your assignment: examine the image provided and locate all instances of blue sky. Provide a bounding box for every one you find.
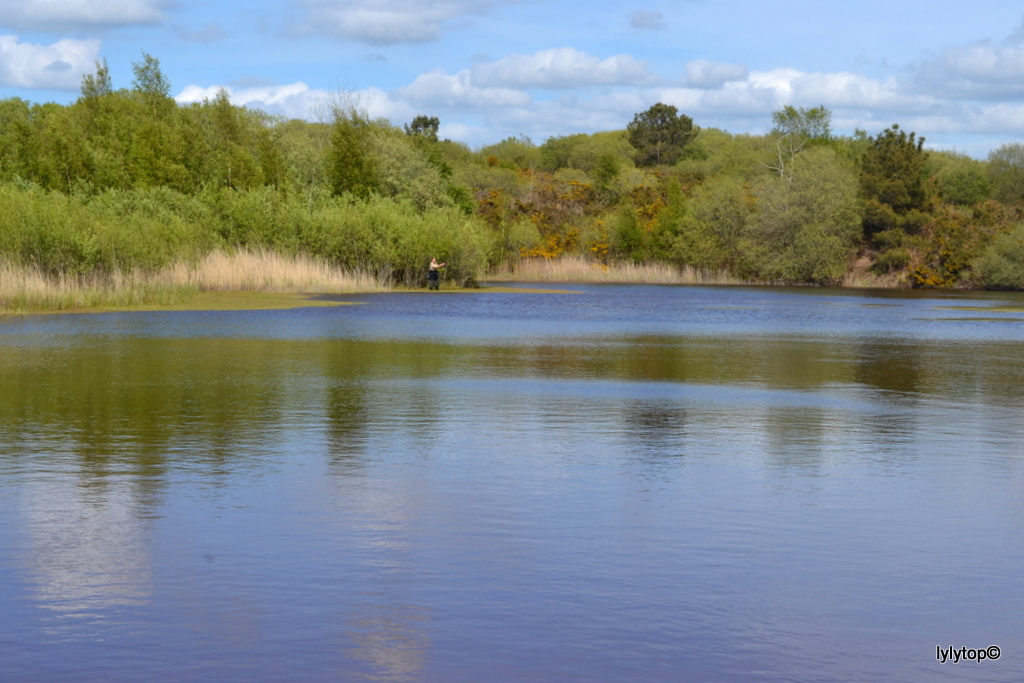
[1,0,1022,157]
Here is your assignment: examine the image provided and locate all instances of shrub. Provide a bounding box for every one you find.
[974,225,1024,289]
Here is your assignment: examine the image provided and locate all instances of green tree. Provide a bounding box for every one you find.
[974,223,1024,289]
[131,52,173,116]
[131,52,170,98]
[859,124,931,236]
[627,103,697,167]
[479,135,540,169]
[326,107,380,199]
[23,103,90,192]
[767,105,832,179]
[987,142,1024,206]
[676,175,752,272]
[80,59,113,101]
[404,115,440,142]
[771,105,832,140]
[675,128,773,182]
[746,146,862,283]
[591,152,620,193]
[373,129,455,211]
[539,131,633,177]
[0,98,31,181]
[193,89,268,189]
[929,152,990,206]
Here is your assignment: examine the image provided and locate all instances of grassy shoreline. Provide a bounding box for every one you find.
[0,249,389,314]
[485,256,906,289]
[485,256,741,285]
[1,252,912,315]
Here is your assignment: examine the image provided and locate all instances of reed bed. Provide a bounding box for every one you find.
[166,249,390,294]
[0,262,193,311]
[0,249,389,312]
[487,256,740,285]
[840,270,908,289]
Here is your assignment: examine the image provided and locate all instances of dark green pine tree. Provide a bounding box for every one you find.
[859,124,931,235]
[626,102,697,167]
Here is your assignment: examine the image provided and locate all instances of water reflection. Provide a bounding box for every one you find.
[345,601,431,681]
[2,286,1024,681]
[855,339,925,396]
[325,382,371,472]
[20,472,151,632]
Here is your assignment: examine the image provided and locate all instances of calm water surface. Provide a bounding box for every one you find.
[1,284,1023,682]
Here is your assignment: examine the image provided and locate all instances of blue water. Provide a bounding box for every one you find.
[1,284,1022,681]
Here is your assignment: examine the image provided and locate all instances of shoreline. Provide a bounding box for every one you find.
[0,284,590,316]
[0,252,984,317]
[3,279,1009,317]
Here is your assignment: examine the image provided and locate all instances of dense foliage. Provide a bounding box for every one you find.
[1,54,1022,290]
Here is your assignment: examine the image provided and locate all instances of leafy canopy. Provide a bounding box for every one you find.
[859,124,931,235]
[627,103,697,167]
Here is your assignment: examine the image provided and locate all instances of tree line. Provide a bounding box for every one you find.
[1,53,1023,289]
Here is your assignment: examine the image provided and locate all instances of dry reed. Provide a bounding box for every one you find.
[166,249,389,294]
[0,249,389,312]
[487,256,740,285]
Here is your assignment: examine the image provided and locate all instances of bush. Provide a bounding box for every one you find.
[974,225,1024,289]
[301,195,491,287]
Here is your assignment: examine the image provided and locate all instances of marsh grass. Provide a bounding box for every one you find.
[487,256,740,285]
[172,249,389,294]
[0,249,389,313]
[840,270,908,289]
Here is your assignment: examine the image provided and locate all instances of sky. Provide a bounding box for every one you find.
[1,0,1023,158]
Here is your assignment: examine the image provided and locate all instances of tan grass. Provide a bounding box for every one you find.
[0,262,192,311]
[0,249,389,313]
[840,270,909,289]
[841,252,910,289]
[486,256,740,285]
[168,249,389,294]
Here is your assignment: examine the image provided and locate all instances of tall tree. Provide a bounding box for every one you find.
[771,105,832,140]
[859,124,931,235]
[404,115,440,142]
[987,142,1024,206]
[627,103,697,167]
[131,52,173,117]
[767,105,832,179]
[748,146,861,283]
[80,59,113,101]
[0,98,30,181]
[327,107,379,199]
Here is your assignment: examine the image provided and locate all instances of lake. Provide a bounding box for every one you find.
[1,283,1022,682]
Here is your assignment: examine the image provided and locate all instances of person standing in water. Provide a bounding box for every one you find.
[428,257,446,290]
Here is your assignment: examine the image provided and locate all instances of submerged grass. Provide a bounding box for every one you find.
[0,249,389,313]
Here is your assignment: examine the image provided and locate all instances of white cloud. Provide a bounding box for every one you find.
[175,82,411,123]
[972,103,1024,134]
[177,28,1024,156]
[786,71,912,109]
[397,68,530,107]
[0,0,170,32]
[177,82,331,120]
[707,67,923,113]
[630,11,667,31]
[911,40,1024,100]
[685,59,747,88]
[0,35,100,89]
[294,0,503,45]
[472,48,657,89]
